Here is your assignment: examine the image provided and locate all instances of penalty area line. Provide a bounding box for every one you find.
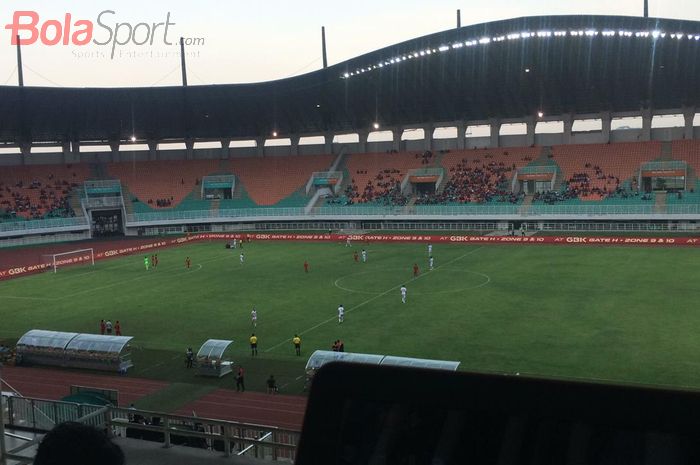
[264,246,484,353]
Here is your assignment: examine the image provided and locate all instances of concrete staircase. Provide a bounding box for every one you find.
[121,188,135,215]
[654,192,667,214]
[518,194,534,215]
[68,192,86,218]
[210,198,221,215]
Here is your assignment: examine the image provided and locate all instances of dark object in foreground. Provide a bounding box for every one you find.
[297,363,700,465]
[34,422,124,465]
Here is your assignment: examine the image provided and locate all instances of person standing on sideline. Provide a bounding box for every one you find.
[232,238,237,249]
[115,320,122,336]
[240,252,245,264]
[105,320,113,334]
[249,333,258,356]
[304,260,309,273]
[267,375,277,394]
[185,256,191,269]
[100,319,106,335]
[428,243,433,256]
[235,366,245,392]
[338,304,345,324]
[185,347,194,368]
[292,334,302,356]
[251,307,257,327]
[400,285,408,304]
[429,256,434,271]
[154,254,159,268]
[413,263,419,277]
[361,249,367,263]
[144,255,150,271]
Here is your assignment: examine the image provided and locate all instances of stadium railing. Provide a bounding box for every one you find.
[1,394,299,462]
[0,217,89,233]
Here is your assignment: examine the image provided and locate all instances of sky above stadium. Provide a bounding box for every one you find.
[0,0,698,88]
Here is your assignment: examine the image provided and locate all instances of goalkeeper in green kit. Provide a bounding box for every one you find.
[144,255,150,271]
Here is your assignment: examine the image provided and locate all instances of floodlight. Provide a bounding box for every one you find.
[130,136,136,142]
[537,111,544,118]
[272,131,278,137]
[373,122,380,130]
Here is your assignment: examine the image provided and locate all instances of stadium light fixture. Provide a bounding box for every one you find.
[525,68,530,73]
[272,131,278,137]
[373,122,380,130]
[537,111,544,118]
[130,136,136,142]
[438,45,449,52]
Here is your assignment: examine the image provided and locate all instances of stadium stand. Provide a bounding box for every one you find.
[340,151,431,205]
[545,142,662,202]
[106,160,220,209]
[226,154,334,206]
[0,164,89,220]
[417,147,539,205]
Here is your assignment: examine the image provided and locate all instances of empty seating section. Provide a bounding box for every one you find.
[0,164,89,220]
[344,152,428,205]
[228,155,333,206]
[551,143,661,201]
[671,140,700,175]
[430,147,539,204]
[107,160,219,208]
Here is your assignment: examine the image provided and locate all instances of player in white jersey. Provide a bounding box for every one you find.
[233,239,238,249]
[361,249,367,263]
[240,252,245,264]
[346,237,351,247]
[251,308,257,327]
[428,243,432,255]
[429,256,434,270]
[400,285,407,303]
[338,304,345,324]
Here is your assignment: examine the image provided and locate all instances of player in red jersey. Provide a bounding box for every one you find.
[304,261,309,273]
[115,321,122,336]
[353,251,359,262]
[185,257,191,269]
[413,263,419,277]
[100,319,106,335]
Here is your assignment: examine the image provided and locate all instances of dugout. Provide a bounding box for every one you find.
[304,350,461,389]
[196,339,235,378]
[15,330,134,373]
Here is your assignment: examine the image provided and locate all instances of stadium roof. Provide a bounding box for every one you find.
[1,14,700,144]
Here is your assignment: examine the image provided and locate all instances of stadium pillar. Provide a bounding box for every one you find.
[148,140,158,161]
[489,119,501,148]
[324,133,333,154]
[19,142,30,165]
[62,141,72,164]
[185,139,195,160]
[220,139,230,158]
[423,124,433,152]
[255,138,265,157]
[392,128,402,152]
[601,112,612,143]
[358,131,369,153]
[291,136,300,155]
[683,107,696,140]
[641,109,652,141]
[526,117,536,147]
[562,114,574,144]
[109,141,120,162]
[456,121,466,150]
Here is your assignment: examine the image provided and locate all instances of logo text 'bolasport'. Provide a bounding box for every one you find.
[4,10,204,59]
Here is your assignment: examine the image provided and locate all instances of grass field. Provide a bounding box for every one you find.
[2,239,700,409]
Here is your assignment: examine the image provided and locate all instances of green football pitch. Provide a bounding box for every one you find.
[2,240,700,398]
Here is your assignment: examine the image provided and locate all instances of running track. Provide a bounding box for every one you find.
[1,366,306,430]
[176,390,307,430]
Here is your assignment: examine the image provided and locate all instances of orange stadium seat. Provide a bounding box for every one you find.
[106,160,220,208]
[0,164,90,219]
[344,152,428,203]
[229,155,334,206]
[551,142,661,200]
